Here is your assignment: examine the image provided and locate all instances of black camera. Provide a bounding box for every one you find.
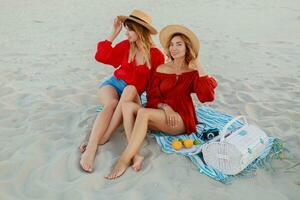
[202,128,219,141]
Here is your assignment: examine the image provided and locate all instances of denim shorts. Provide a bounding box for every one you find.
[98,75,127,97]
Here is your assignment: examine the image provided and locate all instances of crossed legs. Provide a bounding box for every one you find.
[106,106,186,179]
[80,85,139,172]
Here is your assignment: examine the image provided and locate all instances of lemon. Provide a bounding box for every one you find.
[183,139,194,148]
[172,140,183,150]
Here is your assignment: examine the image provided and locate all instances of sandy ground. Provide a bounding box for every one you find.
[0,0,300,199]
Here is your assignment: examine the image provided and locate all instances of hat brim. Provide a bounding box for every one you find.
[118,15,157,35]
[159,25,200,55]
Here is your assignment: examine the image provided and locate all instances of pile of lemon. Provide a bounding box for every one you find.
[171,138,201,150]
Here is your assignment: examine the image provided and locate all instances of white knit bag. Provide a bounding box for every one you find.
[202,116,269,175]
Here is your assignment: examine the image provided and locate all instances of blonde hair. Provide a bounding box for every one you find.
[165,33,199,69]
[124,19,154,68]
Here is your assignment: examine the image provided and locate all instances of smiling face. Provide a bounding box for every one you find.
[169,35,187,59]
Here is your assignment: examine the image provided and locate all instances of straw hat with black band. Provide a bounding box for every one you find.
[159,25,200,56]
[118,10,157,35]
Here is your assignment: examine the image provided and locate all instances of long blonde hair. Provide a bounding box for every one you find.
[124,19,154,68]
[165,33,199,69]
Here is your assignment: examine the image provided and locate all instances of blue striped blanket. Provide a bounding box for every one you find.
[96,94,284,183]
[147,106,282,183]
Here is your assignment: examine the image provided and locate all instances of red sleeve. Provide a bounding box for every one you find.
[192,73,217,103]
[94,40,129,68]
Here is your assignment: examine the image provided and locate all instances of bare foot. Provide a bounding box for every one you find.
[132,155,144,172]
[79,142,87,153]
[105,159,130,180]
[79,147,97,172]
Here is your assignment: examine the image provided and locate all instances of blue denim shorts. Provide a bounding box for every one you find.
[98,75,127,97]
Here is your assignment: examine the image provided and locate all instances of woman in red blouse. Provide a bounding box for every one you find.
[79,10,164,172]
[106,25,217,179]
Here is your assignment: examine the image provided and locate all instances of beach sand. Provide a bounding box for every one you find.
[0,0,299,199]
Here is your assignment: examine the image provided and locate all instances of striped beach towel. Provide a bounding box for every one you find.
[96,93,284,183]
[147,106,282,183]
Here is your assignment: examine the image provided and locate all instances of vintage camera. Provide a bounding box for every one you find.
[202,128,219,141]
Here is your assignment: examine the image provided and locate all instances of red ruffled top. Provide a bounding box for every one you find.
[146,70,218,134]
[95,39,165,94]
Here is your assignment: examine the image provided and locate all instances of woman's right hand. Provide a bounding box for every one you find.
[112,17,122,36]
[163,105,180,128]
[107,17,122,42]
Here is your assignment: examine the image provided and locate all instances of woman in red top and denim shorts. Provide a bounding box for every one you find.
[106,25,217,179]
[79,10,164,172]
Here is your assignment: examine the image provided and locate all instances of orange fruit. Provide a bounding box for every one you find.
[183,139,194,148]
[172,140,183,150]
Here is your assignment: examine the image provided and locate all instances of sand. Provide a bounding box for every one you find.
[0,0,300,199]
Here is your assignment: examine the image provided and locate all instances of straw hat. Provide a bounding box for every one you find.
[118,10,157,35]
[159,25,200,55]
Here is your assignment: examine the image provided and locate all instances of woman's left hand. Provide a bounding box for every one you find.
[163,105,180,128]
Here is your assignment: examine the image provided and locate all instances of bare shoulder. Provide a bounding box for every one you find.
[156,62,173,73]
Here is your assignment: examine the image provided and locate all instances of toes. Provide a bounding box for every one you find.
[105,166,126,180]
[131,163,138,171]
[132,164,141,172]
[79,154,93,173]
[83,164,92,173]
[114,170,120,179]
[105,173,114,180]
[79,143,87,153]
[87,166,92,172]
[80,160,86,171]
[106,170,118,179]
[85,163,92,172]
[132,156,144,172]
[109,172,116,179]
[132,165,139,172]
[80,160,89,172]
[111,169,121,179]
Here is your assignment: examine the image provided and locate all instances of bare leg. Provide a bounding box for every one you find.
[106,108,185,179]
[98,85,141,145]
[80,86,119,172]
[122,102,144,171]
[79,85,141,152]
